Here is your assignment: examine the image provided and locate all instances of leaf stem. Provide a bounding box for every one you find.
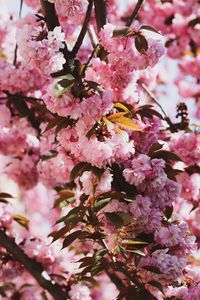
[138,81,177,131]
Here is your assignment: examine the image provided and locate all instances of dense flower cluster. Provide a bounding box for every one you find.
[0,0,199,300]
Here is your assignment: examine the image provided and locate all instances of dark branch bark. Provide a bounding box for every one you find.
[126,0,144,27]
[72,0,93,56]
[0,230,67,300]
[94,0,107,32]
[40,0,60,31]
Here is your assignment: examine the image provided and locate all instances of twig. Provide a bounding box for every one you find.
[72,0,93,56]
[138,81,177,131]
[81,44,98,77]
[0,230,67,300]
[126,0,144,27]
[94,0,107,32]
[88,25,99,48]
[13,0,23,66]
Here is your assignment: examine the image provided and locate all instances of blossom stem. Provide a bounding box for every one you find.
[138,81,177,132]
[0,230,67,300]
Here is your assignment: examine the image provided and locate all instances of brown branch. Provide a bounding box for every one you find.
[126,0,144,27]
[72,0,93,56]
[94,0,107,32]
[0,230,67,300]
[40,0,60,31]
[88,25,99,48]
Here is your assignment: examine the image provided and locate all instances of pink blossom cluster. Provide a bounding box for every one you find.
[0,120,40,190]
[0,61,48,95]
[16,17,66,75]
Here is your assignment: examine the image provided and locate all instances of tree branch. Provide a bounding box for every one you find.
[0,230,67,300]
[126,0,144,27]
[40,0,60,31]
[72,0,93,56]
[94,0,107,32]
[13,0,23,66]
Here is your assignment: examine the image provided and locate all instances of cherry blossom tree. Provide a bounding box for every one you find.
[0,0,200,299]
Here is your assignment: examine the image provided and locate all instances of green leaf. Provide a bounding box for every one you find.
[188,17,200,28]
[54,189,75,208]
[151,150,182,161]
[80,265,93,276]
[86,124,97,139]
[94,248,107,262]
[91,264,104,276]
[0,193,13,198]
[105,212,124,228]
[114,102,130,112]
[105,212,132,228]
[135,34,148,54]
[127,249,146,256]
[118,245,127,259]
[140,25,161,35]
[138,288,157,300]
[78,257,94,269]
[54,74,75,97]
[164,163,182,181]
[142,265,163,274]
[94,198,111,212]
[70,162,91,182]
[112,26,129,37]
[63,206,87,226]
[0,199,8,204]
[13,214,29,230]
[148,143,163,155]
[164,205,173,219]
[98,191,126,200]
[111,116,141,131]
[50,226,70,242]
[62,231,88,249]
[41,150,58,161]
[116,212,132,225]
[148,281,164,293]
[58,74,75,87]
[43,117,75,135]
[122,239,148,245]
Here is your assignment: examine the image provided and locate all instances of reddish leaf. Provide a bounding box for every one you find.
[135,34,148,54]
